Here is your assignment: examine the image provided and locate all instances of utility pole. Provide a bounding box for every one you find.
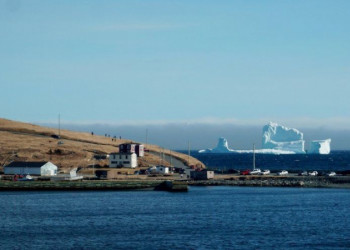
[253,143,256,170]
[58,113,61,139]
[93,151,95,177]
[188,140,191,167]
[159,148,162,166]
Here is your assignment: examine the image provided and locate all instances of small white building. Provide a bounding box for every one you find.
[156,165,169,174]
[190,170,215,180]
[109,152,137,168]
[51,168,83,181]
[4,161,58,176]
[147,165,169,175]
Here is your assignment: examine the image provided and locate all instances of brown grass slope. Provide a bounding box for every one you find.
[0,118,205,172]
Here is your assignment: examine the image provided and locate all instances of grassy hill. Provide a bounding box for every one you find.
[0,118,205,172]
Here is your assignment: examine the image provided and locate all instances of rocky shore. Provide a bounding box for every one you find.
[1,176,349,192]
[0,180,188,192]
[188,176,350,188]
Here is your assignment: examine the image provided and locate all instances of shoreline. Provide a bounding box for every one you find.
[188,175,350,189]
[0,180,188,192]
[1,175,350,191]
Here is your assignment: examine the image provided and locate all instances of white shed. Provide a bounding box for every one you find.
[51,168,83,181]
[4,161,58,176]
[109,152,137,168]
[147,165,169,175]
[156,165,169,174]
[190,170,215,180]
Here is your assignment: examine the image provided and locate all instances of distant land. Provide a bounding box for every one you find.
[0,118,204,172]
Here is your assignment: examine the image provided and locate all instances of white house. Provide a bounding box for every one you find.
[4,161,58,176]
[109,152,137,168]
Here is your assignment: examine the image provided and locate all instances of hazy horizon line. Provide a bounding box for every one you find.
[35,117,350,130]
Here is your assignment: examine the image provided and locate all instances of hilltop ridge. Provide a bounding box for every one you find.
[0,118,204,171]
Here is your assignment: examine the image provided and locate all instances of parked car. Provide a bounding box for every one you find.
[308,171,318,176]
[298,171,308,176]
[260,169,271,175]
[250,169,261,175]
[326,171,336,177]
[277,170,288,176]
[241,170,251,175]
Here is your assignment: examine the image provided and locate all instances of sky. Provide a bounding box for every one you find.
[1,0,350,149]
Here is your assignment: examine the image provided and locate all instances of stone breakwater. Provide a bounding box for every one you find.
[188,176,350,188]
[0,180,188,192]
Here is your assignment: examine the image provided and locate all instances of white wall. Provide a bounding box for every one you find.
[4,162,58,176]
[41,162,58,176]
[109,153,137,168]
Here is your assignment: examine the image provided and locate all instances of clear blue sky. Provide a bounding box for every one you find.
[1,0,350,127]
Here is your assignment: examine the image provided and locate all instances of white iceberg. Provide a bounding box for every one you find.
[309,139,331,154]
[198,137,235,153]
[233,149,296,154]
[262,122,305,154]
[198,137,295,154]
[198,122,331,155]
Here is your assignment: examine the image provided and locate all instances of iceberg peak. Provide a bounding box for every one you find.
[309,139,331,154]
[198,137,234,153]
[262,122,305,153]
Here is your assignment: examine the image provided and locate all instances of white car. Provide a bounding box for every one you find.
[308,171,318,176]
[250,169,261,175]
[277,170,288,176]
[260,169,270,175]
[327,172,336,177]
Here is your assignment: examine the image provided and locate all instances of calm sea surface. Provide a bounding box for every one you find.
[185,150,350,172]
[1,187,349,249]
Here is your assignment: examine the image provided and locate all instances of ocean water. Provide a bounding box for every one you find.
[186,150,350,172]
[1,187,350,249]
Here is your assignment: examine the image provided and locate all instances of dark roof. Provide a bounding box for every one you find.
[119,143,143,146]
[5,161,49,168]
[110,152,134,155]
